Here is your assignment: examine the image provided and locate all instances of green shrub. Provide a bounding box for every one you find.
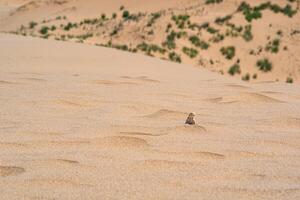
[256,58,272,72]
[112,13,117,19]
[137,43,166,54]
[242,73,250,81]
[189,36,209,49]
[29,21,37,29]
[50,25,56,31]
[39,26,49,35]
[265,38,280,53]
[220,46,235,59]
[242,25,253,41]
[286,77,293,83]
[169,52,181,63]
[162,31,177,49]
[253,74,257,79]
[122,10,130,18]
[228,64,241,75]
[215,15,232,25]
[147,12,161,27]
[206,0,223,4]
[182,47,198,58]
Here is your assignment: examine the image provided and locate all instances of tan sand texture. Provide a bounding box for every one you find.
[0,33,300,199]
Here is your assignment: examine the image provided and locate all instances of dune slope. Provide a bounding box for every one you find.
[0,33,300,199]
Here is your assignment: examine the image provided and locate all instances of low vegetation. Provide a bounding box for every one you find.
[220,46,235,59]
[228,64,241,76]
[182,47,198,58]
[256,58,272,72]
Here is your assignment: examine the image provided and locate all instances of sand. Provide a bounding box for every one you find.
[0,33,300,199]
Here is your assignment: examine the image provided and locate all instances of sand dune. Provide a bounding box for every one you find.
[0,30,300,200]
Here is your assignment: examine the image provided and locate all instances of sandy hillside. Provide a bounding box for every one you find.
[1,33,300,199]
[0,0,299,83]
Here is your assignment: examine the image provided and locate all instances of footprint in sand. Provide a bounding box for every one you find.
[19,77,47,82]
[95,136,149,149]
[145,109,188,120]
[208,92,283,104]
[0,166,25,177]
[90,80,138,86]
[120,76,160,83]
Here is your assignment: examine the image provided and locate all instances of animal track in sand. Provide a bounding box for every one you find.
[90,80,138,86]
[164,125,207,135]
[258,117,300,129]
[95,136,149,149]
[120,76,160,83]
[120,131,164,137]
[226,84,251,89]
[0,80,19,85]
[140,159,194,169]
[19,77,47,82]
[27,178,93,187]
[208,92,283,104]
[154,150,225,159]
[0,166,25,177]
[145,109,188,119]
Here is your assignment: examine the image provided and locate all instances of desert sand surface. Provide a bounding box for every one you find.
[1,33,300,199]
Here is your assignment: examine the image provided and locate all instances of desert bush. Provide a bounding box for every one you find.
[242,73,250,81]
[242,25,253,41]
[50,25,56,31]
[215,15,232,25]
[169,52,181,63]
[64,22,77,31]
[189,36,209,49]
[182,47,198,58]
[286,77,294,83]
[39,26,49,35]
[220,46,235,59]
[137,43,166,54]
[206,0,223,4]
[122,10,130,19]
[256,58,272,72]
[265,38,280,53]
[147,12,161,27]
[210,33,225,43]
[172,14,190,29]
[112,13,117,19]
[228,64,241,75]
[162,31,177,49]
[207,26,219,34]
[29,21,37,29]
[252,73,257,79]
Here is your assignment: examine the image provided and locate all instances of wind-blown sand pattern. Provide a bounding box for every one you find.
[0,5,300,199]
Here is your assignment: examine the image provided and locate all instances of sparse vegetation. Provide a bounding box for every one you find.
[147,12,161,27]
[256,58,272,72]
[169,52,181,63]
[39,26,49,35]
[265,38,280,53]
[220,46,235,59]
[286,77,294,83]
[137,43,166,55]
[189,36,209,49]
[206,0,223,5]
[242,25,253,41]
[172,14,190,29]
[242,73,250,81]
[182,47,198,58]
[29,21,38,29]
[228,64,241,75]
